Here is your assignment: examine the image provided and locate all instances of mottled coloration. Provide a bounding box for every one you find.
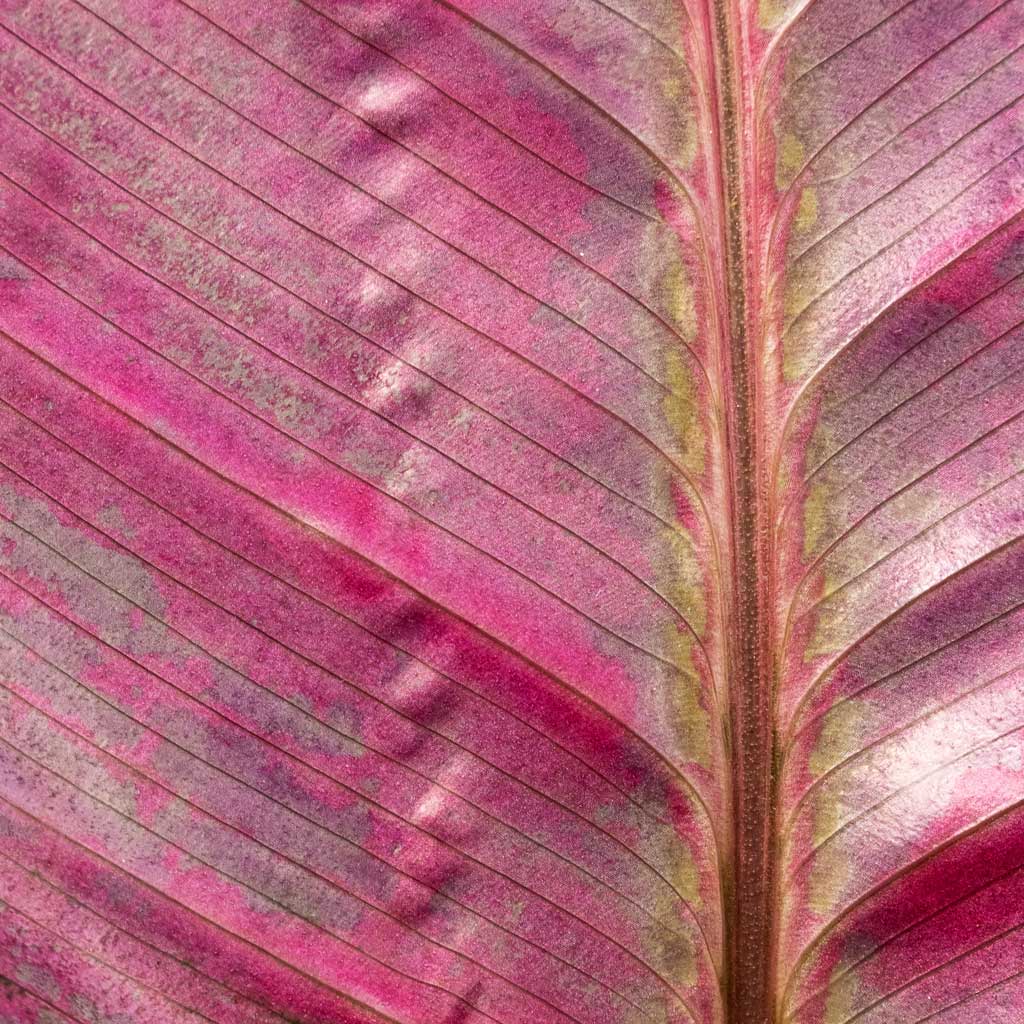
[0,1,1021,1022]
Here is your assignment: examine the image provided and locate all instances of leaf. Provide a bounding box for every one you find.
[0,1,1020,1023]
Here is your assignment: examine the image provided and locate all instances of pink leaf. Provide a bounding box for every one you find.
[0,1,1021,1022]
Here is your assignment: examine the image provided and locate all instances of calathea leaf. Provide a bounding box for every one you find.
[0,1,1021,1022]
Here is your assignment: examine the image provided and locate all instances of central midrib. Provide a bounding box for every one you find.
[707,3,780,1023]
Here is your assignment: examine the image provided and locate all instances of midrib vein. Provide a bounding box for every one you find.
[707,2,779,1023]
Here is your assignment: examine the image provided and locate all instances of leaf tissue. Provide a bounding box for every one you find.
[0,1,1022,1022]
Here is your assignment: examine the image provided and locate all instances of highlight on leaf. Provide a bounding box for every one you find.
[0,1,1021,1023]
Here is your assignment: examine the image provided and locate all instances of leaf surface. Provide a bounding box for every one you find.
[0,1,1021,1023]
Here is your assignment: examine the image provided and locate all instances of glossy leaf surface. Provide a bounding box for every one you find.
[0,1,1021,1022]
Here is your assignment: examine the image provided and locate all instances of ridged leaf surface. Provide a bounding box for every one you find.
[0,2,1022,1022]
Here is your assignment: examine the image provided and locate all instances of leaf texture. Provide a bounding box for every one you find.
[0,2,1021,1023]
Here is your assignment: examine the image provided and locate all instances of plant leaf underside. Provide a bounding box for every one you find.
[0,1,1022,1023]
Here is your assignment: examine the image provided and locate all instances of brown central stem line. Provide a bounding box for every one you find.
[708,3,779,1022]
